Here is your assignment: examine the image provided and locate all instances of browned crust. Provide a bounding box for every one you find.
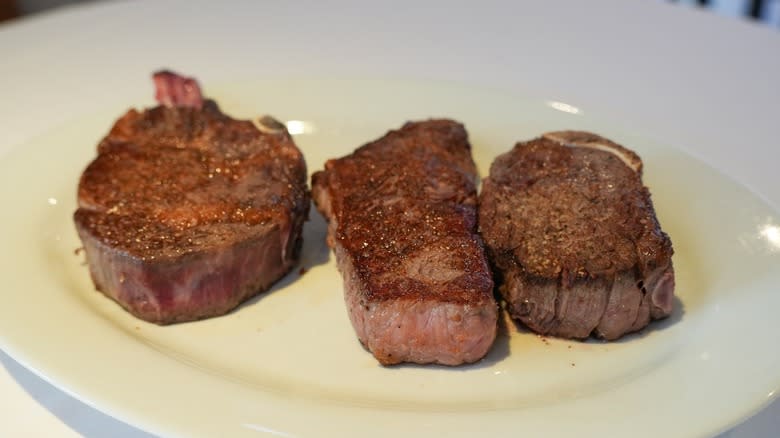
[479,134,672,286]
[76,101,308,261]
[312,119,494,306]
[74,100,309,324]
[479,132,674,339]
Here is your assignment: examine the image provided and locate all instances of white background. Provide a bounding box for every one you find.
[1,0,779,436]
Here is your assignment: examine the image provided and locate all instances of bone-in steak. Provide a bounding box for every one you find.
[74,71,309,324]
[479,131,674,340]
[312,119,498,365]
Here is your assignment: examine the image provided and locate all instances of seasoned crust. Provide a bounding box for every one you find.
[312,119,498,365]
[479,132,674,340]
[74,95,309,324]
[76,101,308,261]
[313,119,493,306]
[479,135,672,284]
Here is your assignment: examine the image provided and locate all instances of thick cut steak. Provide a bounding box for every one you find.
[74,71,309,324]
[312,120,498,365]
[479,131,674,340]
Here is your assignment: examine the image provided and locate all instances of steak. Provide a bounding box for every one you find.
[479,131,674,340]
[311,120,498,365]
[74,71,309,324]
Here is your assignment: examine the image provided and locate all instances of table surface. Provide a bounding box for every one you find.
[1,0,778,436]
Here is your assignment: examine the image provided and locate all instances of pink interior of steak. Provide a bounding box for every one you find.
[78,220,291,324]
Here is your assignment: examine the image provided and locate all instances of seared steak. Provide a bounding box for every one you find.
[74,71,309,324]
[312,120,498,365]
[479,131,674,340]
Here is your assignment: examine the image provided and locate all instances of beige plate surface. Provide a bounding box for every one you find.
[0,79,778,438]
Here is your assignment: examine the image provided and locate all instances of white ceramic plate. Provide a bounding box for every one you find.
[0,78,778,437]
